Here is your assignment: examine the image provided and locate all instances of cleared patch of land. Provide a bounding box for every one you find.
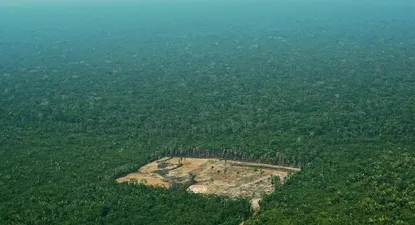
[116,157,300,211]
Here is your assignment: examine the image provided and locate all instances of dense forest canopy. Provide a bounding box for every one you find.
[1,0,414,224]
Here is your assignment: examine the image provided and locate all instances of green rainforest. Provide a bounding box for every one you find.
[1,0,415,224]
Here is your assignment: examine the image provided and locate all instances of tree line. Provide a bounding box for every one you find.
[164,147,302,168]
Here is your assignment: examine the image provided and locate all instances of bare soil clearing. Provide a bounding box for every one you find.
[116,157,300,211]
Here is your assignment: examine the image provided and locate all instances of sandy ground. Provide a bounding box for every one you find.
[116,157,299,211]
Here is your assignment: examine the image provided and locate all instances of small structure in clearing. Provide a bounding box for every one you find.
[116,157,300,211]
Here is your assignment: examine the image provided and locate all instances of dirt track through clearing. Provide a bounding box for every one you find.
[116,157,300,211]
